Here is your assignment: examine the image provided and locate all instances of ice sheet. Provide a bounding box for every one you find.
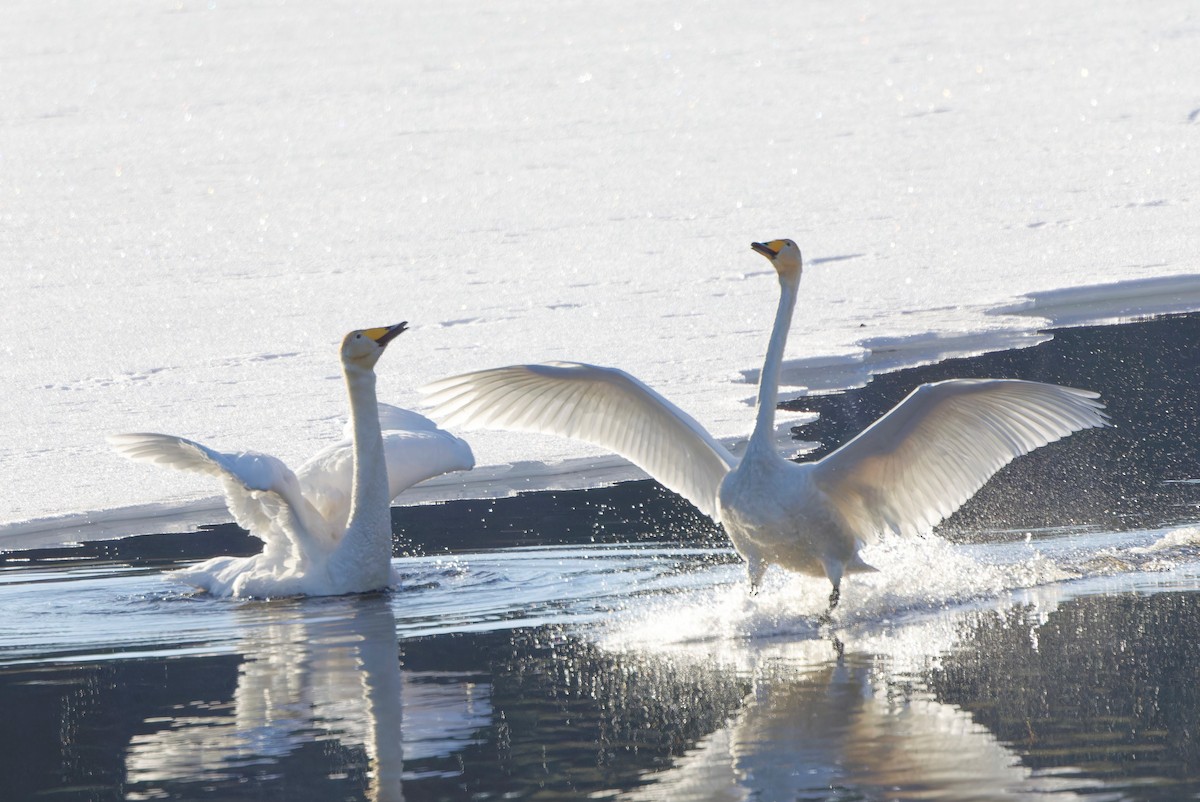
[2,0,1198,537]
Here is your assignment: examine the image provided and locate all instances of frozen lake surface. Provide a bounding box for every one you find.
[2,0,1199,535]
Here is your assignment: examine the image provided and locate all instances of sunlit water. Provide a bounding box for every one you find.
[3,525,1200,802]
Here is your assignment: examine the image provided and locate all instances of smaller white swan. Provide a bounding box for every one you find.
[109,323,474,598]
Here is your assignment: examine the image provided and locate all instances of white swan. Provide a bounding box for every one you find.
[109,323,474,598]
[422,240,1109,610]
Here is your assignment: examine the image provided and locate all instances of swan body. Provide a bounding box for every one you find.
[423,240,1109,609]
[109,323,475,598]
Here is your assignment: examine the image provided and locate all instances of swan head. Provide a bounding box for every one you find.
[341,322,408,369]
[751,239,802,280]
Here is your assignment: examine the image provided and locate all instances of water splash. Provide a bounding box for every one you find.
[596,534,1081,656]
[592,525,1200,669]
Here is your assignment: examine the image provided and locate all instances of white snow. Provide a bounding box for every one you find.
[2,0,1198,540]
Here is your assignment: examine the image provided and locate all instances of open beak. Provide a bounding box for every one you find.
[369,322,409,347]
[751,241,779,259]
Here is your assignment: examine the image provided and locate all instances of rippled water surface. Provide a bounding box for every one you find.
[3,529,1200,802]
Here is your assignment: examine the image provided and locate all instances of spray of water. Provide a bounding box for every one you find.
[596,526,1200,661]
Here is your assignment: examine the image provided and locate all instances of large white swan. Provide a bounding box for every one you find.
[422,241,1109,610]
[109,323,475,598]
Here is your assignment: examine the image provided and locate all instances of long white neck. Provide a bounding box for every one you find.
[340,363,391,573]
[747,274,800,456]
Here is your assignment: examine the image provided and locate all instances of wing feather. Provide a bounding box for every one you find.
[811,379,1109,540]
[422,362,737,520]
[106,433,328,561]
[296,411,474,533]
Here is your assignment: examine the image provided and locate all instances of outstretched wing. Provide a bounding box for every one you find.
[810,379,1109,540]
[296,410,475,532]
[107,433,329,562]
[421,362,737,520]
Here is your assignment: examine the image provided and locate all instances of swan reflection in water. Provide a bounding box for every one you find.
[601,581,1127,802]
[123,595,490,802]
[615,652,1099,802]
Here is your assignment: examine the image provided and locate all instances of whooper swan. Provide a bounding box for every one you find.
[421,241,1108,610]
[110,323,474,598]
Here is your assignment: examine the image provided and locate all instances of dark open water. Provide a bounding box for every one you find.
[2,312,1199,801]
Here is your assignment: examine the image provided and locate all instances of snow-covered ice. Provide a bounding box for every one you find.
[1,0,1197,538]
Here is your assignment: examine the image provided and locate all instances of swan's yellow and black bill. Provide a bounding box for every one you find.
[751,240,783,259]
[365,322,408,347]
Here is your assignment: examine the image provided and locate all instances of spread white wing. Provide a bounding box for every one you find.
[811,379,1109,540]
[422,362,737,520]
[106,433,331,564]
[297,406,475,533]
